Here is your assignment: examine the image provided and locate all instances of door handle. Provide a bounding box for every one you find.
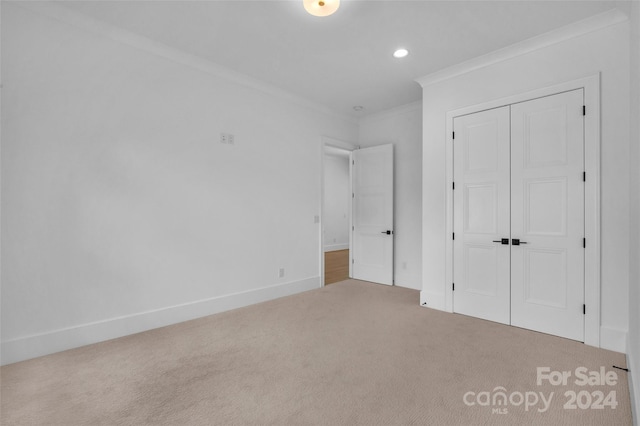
[512,239,528,246]
[381,230,393,235]
[492,238,509,245]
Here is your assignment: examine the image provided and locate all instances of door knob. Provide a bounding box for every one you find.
[381,230,392,235]
[512,239,528,245]
[492,238,509,245]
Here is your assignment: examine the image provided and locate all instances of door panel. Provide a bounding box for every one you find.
[524,178,568,236]
[453,107,511,324]
[522,106,570,168]
[465,183,498,233]
[523,248,568,308]
[510,89,584,341]
[352,144,394,285]
[464,244,500,296]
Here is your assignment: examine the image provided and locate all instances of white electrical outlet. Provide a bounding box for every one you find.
[278,268,285,278]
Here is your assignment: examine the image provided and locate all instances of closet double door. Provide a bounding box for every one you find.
[453,89,585,342]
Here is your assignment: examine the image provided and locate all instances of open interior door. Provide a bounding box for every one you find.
[351,144,394,285]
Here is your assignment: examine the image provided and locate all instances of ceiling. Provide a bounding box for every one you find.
[61,0,624,118]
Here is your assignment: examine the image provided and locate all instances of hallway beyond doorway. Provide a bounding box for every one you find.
[324,249,349,284]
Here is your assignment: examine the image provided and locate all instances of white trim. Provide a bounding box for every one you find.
[322,137,358,152]
[320,137,358,286]
[0,0,3,368]
[582,75,602,349]
[443,75,601,348]
[416,9,628,88]
[359,101,422,125]
[445,112,455,313]
[393,272,421,291]
[13,1,356,125]
[420,289,446,311]
[598,326,628,353]
[628,334,640,426]
[324,244,349,252]
[349,150,355,280]
[1,276,319,366]
[630,363,639,426]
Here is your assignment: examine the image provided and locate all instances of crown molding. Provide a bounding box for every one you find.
[416,8,629,88]
[13,1,358,125]
[359,100,422,125]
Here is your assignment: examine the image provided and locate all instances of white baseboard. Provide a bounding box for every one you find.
[629,356,639,426]
[628,334,640,426]
[1,277,320,366]
[394,272,421,290]
[600,326,628,353]
[323,244,349,252]
[415,299,629,355]
[419,290,446,311]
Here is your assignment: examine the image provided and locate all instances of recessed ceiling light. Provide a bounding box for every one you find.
[393,48,409,59]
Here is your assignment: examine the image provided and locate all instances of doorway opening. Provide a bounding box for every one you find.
[320,137,396,287]
[323,144,352,285]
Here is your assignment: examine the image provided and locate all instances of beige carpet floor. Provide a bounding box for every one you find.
[1,279,632,425]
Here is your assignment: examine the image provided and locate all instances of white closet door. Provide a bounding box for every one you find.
[510,89,585,341]
[352,144,394,285]
[453,107,511,324]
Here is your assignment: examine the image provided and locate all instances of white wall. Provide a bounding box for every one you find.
[359,103,422,290]
[323,153,350,252]
[0,3,358,364]
[628,0,640,422]
[418,15,630,352]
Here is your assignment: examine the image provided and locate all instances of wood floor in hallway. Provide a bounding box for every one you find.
[324,249,349,284]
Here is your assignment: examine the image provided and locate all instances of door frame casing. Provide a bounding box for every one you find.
[444,74,601,347]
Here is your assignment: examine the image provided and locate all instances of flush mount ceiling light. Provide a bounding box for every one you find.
[393,48,409,58]
[303,0,340,17]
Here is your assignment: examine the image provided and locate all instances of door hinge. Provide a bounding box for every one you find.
[452,131,455,140]
[452,182,455,190]
[583,304,586,315]
[352,226,354,231]
[452,283,455,291]
[352,259,355,264]
[583,238,586,248]
[583,171,586,182]
[352,193,354,198]
[583,105,586,116]
[352,160,354,165]
[452,232,455,240]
